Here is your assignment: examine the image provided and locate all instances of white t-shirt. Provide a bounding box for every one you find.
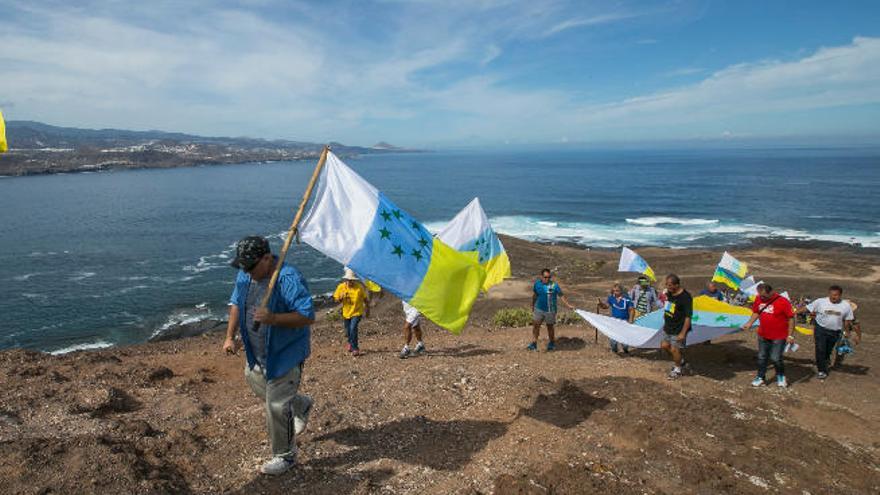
[806,297,854,331]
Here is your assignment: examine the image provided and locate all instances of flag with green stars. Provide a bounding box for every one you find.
[299,152,486,333]
[437,198,511,292]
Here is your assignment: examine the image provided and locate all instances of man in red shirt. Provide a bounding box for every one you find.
[741,283,795,388]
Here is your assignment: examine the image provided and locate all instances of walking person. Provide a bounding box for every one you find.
[740,283,795,388]
[222,236,315,475]
[661,274,693,380]
[333,267,369,356]
[802,285,855,379]
[399,301,426,359]
[597,283,634,354]
[528,268,575,352]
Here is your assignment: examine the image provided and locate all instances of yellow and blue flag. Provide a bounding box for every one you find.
[618,246,655,281]
[437,197,510,292]
[718,251,748,278]
[299,152,486,333]
[0,109,7,153]
[712,266,742,290]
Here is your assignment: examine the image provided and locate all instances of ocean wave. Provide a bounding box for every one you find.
[12,272,45,281]
[49,340,114,355]
[150,304,217,339]
[488,215,880,248]
[69,271,97,282]
[625,217,719,226]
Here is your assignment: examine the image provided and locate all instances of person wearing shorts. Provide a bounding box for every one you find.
[661,274,693,380]
[528,268,574,352]
[399,301,426,359]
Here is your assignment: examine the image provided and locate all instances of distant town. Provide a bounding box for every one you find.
[0,121,419,176]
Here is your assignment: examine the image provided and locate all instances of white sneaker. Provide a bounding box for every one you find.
[260,456,295,475]
[751,376,765,387]
[294,397,313,435]
[776,376,788,388]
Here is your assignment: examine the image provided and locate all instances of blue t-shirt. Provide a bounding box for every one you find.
[607,294,633,320]
[533,280,562,313]
[699,289,724,301]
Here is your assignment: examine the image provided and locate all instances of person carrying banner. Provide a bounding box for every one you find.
[222,236,315,475]
[629,274,662,319]
[529,268,575,352]
[699,281,725,301]
[740,283,795,388]
[661,274,693,380]
[597,283,634,354]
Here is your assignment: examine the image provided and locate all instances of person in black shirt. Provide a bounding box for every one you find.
[661,274,693,380]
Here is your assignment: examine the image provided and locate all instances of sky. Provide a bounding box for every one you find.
[1,0,879,148]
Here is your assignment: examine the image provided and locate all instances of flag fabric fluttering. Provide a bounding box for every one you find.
[0,109,7,153]
[741,277,762,300]
[299,152,486,333]
[617,246,655,281]
[437,197,510,292]
[712,266,743,290]
[718,251,748,278]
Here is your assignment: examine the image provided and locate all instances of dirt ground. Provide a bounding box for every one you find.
[1,236,878,494]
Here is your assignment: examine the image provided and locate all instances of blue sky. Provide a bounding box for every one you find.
[1,0,879,147]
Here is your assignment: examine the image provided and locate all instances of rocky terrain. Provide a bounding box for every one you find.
[0,121,419,176]
[1,237,878,494]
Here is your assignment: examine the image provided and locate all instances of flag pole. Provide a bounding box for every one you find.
[259,145,330,309]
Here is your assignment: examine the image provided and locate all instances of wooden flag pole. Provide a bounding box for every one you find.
[259,145,330,309]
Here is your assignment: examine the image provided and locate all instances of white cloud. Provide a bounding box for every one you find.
[542,12,641,37]
[0,2,877,146]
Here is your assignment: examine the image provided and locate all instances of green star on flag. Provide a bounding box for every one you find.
[392,245,404,258]
[379,227,391,239]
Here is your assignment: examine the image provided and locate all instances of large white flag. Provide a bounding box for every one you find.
[437,198,510,291]
[299,152,485,332]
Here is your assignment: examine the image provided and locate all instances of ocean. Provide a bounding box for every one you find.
[2,148,879,353]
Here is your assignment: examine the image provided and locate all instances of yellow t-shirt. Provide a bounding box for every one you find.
[333,282,367,319]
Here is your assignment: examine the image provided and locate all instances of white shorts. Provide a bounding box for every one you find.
[403,302,422,326]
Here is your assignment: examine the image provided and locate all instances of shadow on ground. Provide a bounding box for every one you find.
[518,379,610,428]
[425,343,502,358]
[312,416,507,471]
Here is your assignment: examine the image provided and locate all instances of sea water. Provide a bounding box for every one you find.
[1,148,878,352]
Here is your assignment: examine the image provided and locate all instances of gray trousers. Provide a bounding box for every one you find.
[244,363,312,460]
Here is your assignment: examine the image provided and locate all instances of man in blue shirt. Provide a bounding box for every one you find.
[222,236,315,476]
[598,283,635,354]
[529,268,575,352]
[699,281,725,301]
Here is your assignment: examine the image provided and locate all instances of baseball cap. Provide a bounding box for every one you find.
[230,236,270,271]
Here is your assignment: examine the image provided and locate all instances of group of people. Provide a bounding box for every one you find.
[220,235,864,476]
[577,272,862,385]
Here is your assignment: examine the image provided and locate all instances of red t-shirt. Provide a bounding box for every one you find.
[752,294,794,340]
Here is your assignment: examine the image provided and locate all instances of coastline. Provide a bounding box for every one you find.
[1,236,877,493]
[28,235,880,354]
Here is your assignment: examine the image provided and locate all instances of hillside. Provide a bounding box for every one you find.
[0,121,418,176]
[1,237,878,494]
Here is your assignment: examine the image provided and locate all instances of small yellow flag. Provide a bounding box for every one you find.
[0,109,7,153]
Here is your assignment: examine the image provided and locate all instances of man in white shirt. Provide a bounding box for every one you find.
[802,285,854,380]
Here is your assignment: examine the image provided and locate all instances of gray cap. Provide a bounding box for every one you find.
[230,236,270,270]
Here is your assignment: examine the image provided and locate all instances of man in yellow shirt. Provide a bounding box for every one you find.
[333,268,369,356]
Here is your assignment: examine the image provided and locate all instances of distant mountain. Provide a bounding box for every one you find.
[0,121,421,176]
[372,141,405,151]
